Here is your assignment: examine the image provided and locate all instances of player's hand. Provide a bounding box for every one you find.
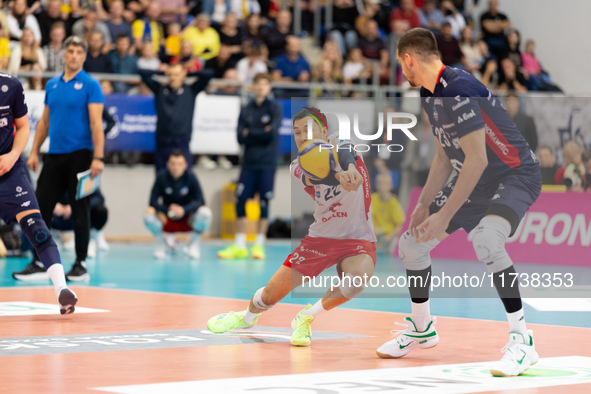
[90,158,104,179]
[336,164,363,192]
[0,151,19,176]
[27,153,39,172]
[408,202,430,239]
[168,204,185,219]
[415,211,450,243]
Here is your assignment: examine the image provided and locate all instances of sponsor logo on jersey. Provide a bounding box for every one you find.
[433,98,443,106]
[74,82,83,90]
[452,98,470,111]
[322,202,348,223]
[261,114,270,124]
[0,117,7,127]
[433,107,439,121]
[15,186,28,198]
[0,105,9,110]
[180,186,189,196]
[21,201,31,207]
[1,85,8,93]
[165,187,173,194]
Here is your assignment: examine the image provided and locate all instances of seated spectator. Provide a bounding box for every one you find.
[83,31,112,73]
[419,0,444,35]
[36,0,73,47]
[556,141,587,190]
[537,146,560,185]
[272,36,310,82]
[182,14,220,61]
[202,0,232,26]
[441,0,465,39]
[69,0,109,19]
[478,40,498,87]
[214,67,240,95]
[0,12,10,69]
[104,0,132,48]
[137,41,163,71]
[143,150,212,259]
[313,58,341,97]
[328,0,359,56]
[264,9,292,60]
[171,39,203,72]
[505,93,537,151]
[504,29,522,72]
[132,2,165,54]
[121,0,148,23]
[358,19,389,84]
[110,34,138,93]
[43,22,66,72]
[152,0,189,26]
[390,0,421,35]
[204,45,236,78]
[371,172,406,251]
[244,13,264,49]
[218,13,245,65]
[460,26,483,75]
[480,0,510,59]
[7,0,42,44]
[236,45,267,83]
[164,22,182,58]
[72,10,112,47]
[231,0,261,21]
[8,27,46,89]
[316,40,343,81]
[521,39,561,92]
[436,21,464,67]
[497,57,527,93]
[343,47,369,84]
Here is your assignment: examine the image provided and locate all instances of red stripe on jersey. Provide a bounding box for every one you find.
[480,110,521,168]
[356,157,372,220]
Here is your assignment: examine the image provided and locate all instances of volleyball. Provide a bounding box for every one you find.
[298,139,339,181]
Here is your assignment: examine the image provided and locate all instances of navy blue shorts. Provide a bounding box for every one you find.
[0,160,40,223]
[430,165,542,236]
[237,168,276,201]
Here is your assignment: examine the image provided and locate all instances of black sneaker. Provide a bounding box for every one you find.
[58,288,78,315]
[12,260,49,281]
[65,261,90,282]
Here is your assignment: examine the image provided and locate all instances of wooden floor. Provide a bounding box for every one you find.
[1,286,591,393]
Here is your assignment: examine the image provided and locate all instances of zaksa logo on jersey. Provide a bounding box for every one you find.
[0,117,7,127]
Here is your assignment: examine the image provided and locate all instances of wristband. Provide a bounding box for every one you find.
[93,157,105,162]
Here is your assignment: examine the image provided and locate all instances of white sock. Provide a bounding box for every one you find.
[507,308,528,337]
[47,264,67,297]
[255,233,266,246]
[235,233,246,248]
[411,300,431,331]
[189,232,202,244]
[243,308,260,324]
[302,299,327,317]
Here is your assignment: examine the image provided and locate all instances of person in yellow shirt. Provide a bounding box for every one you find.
[371,172,406,251]
[131,2,164,53]
[164,22,182,57]
[182,13,220,61]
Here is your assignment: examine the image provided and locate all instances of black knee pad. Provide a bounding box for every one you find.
[20,212,56,253]
[260,198,269,219]
[236,196,247,218]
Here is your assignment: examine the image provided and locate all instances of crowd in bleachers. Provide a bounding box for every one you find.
[0,0,561,94]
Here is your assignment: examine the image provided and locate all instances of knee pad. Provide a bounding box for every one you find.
[252,287,274,311]
[143,213,163,236]
[191,206,212,233]
[236,195,247,218]
[259,198,269,219]
[20,213,59,268]
[398,230,439,271]
[339,273,366,298]
[472,216,513,273]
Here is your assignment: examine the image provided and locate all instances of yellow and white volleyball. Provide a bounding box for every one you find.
[298,139,339,181]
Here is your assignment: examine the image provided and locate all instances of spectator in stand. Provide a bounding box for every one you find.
[0,26,8,70]
[390,0,421,35]
[218,13,245,65]
[69,0,109,19]
[328,0,359,57]
[110,34,138,93]
[419,0,444,35]
[272,36,310,82]
[316,40,343,81]
[236,45,267,83]
[36,0,73,47]
[7,0,42,44]
[358,19,389,84]
[521,39,561,92]
[556,142,586,190]
[211,67,240,96]
[123,0,149,23]
[460,26,483,75]
[264,9,292,59]
[505,93,537,152]
[204,44,237,78]
[480,0,510,59]
[371,172,406,252]
[132,2,165,53]
[104,0,132,48]
[231,0,261,20]
[164,22,182,58]
[497,58,527,93]
[83,31,112,73]
[72,10,112,47]
[343,47,368,85]
[441,0,465,39]
[436,21,463,68]
[43,22,66,72]
[244,13,264,49]
[478,40,498,87]
[537,146,559,185]
[313,58,341,97]
[171,39,203,72]
[202,0,232,26]
[137,40,163,71]
[8,27,46,90]
[504,29,522,72]
[153,0,189,26]
[182,14,220,61]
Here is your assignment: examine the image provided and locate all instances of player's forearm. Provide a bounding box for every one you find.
[439,155,487,220]
[11,123,30,158]
[30,119,48,155]
[91,121,105,158]
[418,153,453,207]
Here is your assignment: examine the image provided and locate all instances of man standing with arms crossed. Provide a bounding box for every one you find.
[13,36,105,282]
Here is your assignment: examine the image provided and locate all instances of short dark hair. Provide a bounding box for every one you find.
[292,107,328,129]
[253,72,271,83]
[397,28,439,60]
[168,150,186,160]
[116,33,130,42]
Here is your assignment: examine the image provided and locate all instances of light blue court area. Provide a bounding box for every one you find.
[1,240,590,329]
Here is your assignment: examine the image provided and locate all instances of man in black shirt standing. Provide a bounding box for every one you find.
[139,64,214,173]
[218,73,282,260]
